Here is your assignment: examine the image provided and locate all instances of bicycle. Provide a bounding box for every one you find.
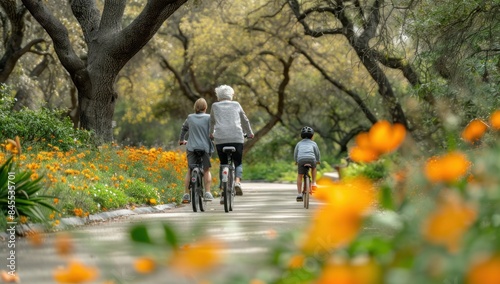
[189,149,209,212]
[302,164,313,209]
[220,146,236,213]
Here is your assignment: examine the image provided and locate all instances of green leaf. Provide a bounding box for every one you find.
[380,184,394,210]
[163,223,178,248]
[130,224,153,244]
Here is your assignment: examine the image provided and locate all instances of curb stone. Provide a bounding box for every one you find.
[0,203,177,240]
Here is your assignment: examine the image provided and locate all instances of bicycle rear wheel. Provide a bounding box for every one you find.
[222,166,230,213]
[303,175,310,209]
[191,169,200,212]
[197,174,205,212]
[228,171,234,211]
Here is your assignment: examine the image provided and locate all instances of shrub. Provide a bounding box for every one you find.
[89,184,130,211]
[121,179,161,205]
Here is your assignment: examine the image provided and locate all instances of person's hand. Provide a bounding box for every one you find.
[209,133,214,140]
[247,134,254,139]
[179,140,187,145]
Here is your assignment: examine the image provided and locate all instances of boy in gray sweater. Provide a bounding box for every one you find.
[294,126,320,201]
[210,85,254,201]
[179,98,214,203]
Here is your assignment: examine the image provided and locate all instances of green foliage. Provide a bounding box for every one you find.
[89,184,131,210]
[342,159,388,181]
[0,156,58,230]
[121,179,161,205]
[0,84,94,151]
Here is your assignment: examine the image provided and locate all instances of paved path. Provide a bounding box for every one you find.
[1,182,322,283]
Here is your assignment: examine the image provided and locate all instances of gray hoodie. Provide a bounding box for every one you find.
[209,101,253,144]
[179,113,213,154]
[294,138,321,163]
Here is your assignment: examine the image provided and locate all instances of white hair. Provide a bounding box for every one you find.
[215,85,234,101]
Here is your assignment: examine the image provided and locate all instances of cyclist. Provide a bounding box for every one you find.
[179,98,214,203]
[294,126,321,202]
[209,85,254,202]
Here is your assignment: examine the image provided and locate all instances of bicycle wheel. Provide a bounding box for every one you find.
[191,169,200,212]
[228,170,234,211]
[303,175,310,209]
[222,166,230,213]
[197,172,205,212]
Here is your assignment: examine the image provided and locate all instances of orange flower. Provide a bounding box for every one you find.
[466,254,500,284]
[301,177,377,253]
[53,259,99,283]
[424,152,470,183]
[55,233,74,256]
[422,192,477,252]
[461,119,488,143]
[27,230,44,247]
[368,121,406,154]
[0,270,20,283]
[490,110,500,130]
[149,198,157,205]
[169,238,223,276]
[288,254,305,269]
[349,120,406,163]
[54,198,59,204]
[133,257,156,274]
[316,258,381,284]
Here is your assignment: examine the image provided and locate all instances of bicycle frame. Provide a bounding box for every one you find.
[221,146,236,213]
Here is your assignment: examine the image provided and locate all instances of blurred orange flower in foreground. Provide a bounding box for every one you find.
[301,177,377,253]
[422,192,477,253]
[490,110,500,130]
[0,270,20,283]
[349,121,406,163]
[424,151,470,183]
[55,233,74,256]
[461,119,489,143]
[466,254,500,284]
[169,238,223,276]
[316,258,381,284]
[134,257,156,274]
[53,259,99,283]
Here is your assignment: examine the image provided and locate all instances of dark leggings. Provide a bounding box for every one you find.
[216,143,243,179]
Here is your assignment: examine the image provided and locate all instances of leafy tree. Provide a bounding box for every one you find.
[20,0,189,143]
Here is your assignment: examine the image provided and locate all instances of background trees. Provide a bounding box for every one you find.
[1,0,498,161]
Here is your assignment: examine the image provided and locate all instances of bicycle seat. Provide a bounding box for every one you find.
[303,164,313,168]
[193,149,205,156]
[222,146,236,153]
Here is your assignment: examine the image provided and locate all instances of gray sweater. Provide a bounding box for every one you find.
[179,113,213,153]
[294,139,321,163]
[209,100,253,144]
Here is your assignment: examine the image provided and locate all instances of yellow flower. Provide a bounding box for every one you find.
[424,152,470,183]
[461,119,489,143]
[490,110,500,130]
[0,270,20,283]
[169,239,223,276]
[422,191,477,253]
[19,216,28,224]
[316,257,381,284]
[149,198,157,205]
[466,254,500,284]
[301,177,377,253]
[349,121,406,163]
[288,254,305,269]
[53,259,99,283]
[133,257,156,274]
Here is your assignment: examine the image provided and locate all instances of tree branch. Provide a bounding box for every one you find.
[69,0,101,43]
[99,0,125,36]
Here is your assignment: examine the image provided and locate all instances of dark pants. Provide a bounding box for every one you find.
[216,143,243,179]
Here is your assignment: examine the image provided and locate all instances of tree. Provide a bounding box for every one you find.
[286,0,424,129]
[20,0,188,143]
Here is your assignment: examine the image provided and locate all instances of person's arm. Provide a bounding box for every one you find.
[314,143,321,164]
[294,143,299,163]
[209,106,215,139]
[179,118,189,145]
[239,104,254,138]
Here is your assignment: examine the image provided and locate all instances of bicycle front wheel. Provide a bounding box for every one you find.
[197,173,205,212]
[303,175,310,209]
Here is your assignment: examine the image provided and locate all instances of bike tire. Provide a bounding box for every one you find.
[304,175,310,209]
[191,169,200,212]
[229,171,234,211]
[223,181,230,213]
[198,173,205,212]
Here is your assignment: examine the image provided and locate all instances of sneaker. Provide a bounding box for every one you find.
[235,183,243,196]
[204,192,214,201]
[182,193,190,204]
[296,194,303,202]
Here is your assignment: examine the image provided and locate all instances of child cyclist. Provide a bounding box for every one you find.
[294,126,321,202]
[179,98,214,203]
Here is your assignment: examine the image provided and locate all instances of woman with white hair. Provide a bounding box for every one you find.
[210,85,254,203]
